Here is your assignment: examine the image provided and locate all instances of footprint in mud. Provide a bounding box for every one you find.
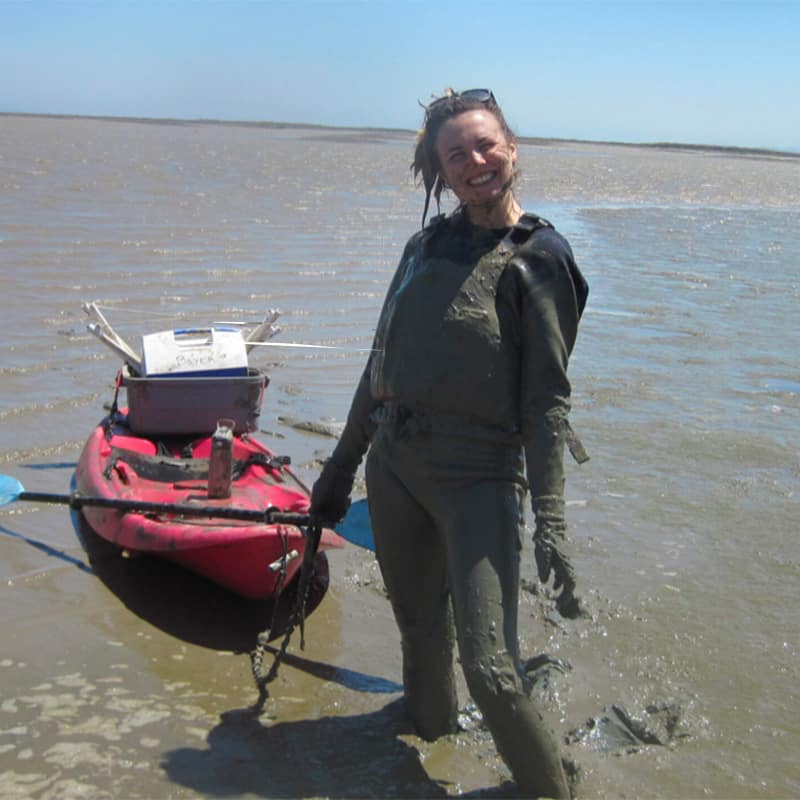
[567,701,688,752]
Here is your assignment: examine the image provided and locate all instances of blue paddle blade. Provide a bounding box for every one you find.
[0,475,25,507]
[337,498,375,551]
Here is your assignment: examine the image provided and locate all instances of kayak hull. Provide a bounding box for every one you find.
[75,415,343,599]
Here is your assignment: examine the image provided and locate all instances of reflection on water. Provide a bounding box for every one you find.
[0,115,798,798]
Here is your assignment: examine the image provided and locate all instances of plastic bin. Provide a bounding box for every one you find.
[122,368,267,435]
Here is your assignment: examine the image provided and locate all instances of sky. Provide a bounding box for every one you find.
[2,0,799,152]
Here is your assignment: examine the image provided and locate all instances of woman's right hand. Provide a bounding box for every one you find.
[310,459,355,524]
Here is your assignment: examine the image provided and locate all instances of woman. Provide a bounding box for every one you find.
[311,88,588,798]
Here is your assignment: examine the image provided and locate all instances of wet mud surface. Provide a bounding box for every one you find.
[1,118,798,798]
[1,480,695,800]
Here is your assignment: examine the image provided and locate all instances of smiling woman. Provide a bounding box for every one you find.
[309,88,590,799]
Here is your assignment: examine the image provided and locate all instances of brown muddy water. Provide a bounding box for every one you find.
[1,115,798,799]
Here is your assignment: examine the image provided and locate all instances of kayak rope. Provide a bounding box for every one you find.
[250,528,289,707]
[250,520,322,710]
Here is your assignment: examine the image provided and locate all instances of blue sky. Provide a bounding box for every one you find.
[2,0,798,151]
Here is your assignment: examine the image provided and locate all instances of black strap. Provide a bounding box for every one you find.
[504,212,553,246]
[510,213,589,319]
[251,520,323,708]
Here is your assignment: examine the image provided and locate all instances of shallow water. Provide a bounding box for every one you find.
[1,115,798,798]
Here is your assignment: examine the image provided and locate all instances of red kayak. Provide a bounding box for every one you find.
[75,414,344,599]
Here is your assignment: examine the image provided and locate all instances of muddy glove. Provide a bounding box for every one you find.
[310,458,355,525]
[527,421,584,618]
[532,495,583,619]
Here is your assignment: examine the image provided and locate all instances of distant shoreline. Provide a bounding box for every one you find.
[3,110,798,161]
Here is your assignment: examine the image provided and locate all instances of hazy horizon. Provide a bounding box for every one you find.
[3,109,799,159]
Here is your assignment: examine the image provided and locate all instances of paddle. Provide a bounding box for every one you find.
[0,474,375,550]
[338,498,374,551]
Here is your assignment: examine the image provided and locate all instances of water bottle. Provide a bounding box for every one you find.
[208,418,235,499]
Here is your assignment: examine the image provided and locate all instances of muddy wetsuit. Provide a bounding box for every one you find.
[312,209,587,799]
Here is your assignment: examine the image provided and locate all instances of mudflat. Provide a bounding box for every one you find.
[1,114,798,798]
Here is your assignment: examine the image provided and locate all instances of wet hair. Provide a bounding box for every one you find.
[412,88,517,226]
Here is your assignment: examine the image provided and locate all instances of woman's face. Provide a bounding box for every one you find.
[435,109,517,211]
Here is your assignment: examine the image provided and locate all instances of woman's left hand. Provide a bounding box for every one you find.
[533,526,586,619]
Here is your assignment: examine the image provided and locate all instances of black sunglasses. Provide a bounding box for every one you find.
[425,88,496,116]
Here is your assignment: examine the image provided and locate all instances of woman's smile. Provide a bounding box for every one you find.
[468,172,496,186]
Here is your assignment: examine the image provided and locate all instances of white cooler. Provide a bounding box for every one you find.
[141,328,248,378]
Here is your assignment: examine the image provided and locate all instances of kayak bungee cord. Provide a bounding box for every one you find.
[250,524,291,707]
[250,518,323,710]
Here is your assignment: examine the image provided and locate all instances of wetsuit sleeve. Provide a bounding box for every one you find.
[328,365,377,472]
[328,236,419,472]
[511,231,583,527]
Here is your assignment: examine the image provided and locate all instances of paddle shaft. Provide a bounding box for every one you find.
[18,491,310,526]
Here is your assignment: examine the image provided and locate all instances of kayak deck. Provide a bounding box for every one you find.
[75,414,343,598]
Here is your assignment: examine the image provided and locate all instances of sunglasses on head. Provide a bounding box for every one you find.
[425,89,496,116]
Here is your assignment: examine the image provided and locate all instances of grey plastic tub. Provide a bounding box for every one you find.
[122,368,268,435]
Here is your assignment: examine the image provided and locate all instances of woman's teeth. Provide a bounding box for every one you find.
[469,172,495,186]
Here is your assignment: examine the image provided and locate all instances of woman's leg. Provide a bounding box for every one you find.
[444,480,570,799]
[365,442,459,740]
